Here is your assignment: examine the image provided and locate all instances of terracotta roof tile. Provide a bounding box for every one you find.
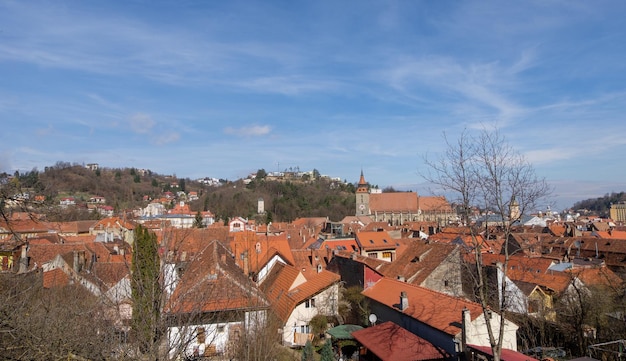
[362,278,483,336]
[356,231,397,251]
[370,193,419,213]
[377,241,460,286]
[260,263,339,323]
[418,196,453,213]
[352,321,450,361]
[468,344,539,361]
[165,240,269,314]
[43,268,70,288]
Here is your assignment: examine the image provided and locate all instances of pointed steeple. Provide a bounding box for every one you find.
[357,169,369,193]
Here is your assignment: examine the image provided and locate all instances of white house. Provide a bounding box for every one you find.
[164,240,270,359]
[260,263,340,347]
[362,277,518,358]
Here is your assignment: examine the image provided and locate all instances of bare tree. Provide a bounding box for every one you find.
[422,127,552,361]
[0,272,122,360]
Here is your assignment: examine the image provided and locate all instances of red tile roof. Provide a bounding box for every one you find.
[43,268,70,288]
[352,321,450,361]
[362,277,484,336]
[370,193,419,213]
[377,241,460,286]
[165,240,269,314]
[356,231,397,251]
[469,344,539,361]
[261,263,339,323]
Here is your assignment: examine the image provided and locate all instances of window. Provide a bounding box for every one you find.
[217,325,225,333]
[305,298,316,308]
[528,300,541,313]
[382,252,392,259]
[367,252,378,259]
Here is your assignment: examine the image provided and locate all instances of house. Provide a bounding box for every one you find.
[228,231,295,282]
[229,217,255,232]
[153,201,214,229]
[89,217,135,244]
[59,197,76,207]
[260,262,340,347]
[362,277,519,358]
[355,231,399,261]
[377,241,464,296]
[327,251,386,289]
[164,240,270,359]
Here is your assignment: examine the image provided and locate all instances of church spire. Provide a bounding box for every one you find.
[357,169,369,193]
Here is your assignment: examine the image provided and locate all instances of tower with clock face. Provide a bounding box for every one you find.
[355,170,370,216]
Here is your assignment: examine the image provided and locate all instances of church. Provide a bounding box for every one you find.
[355,171,456,226]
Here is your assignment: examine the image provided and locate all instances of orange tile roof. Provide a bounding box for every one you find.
[261,263,339,323]
[469,344,540,361]
[43,268,70,288]
[352,321,450,361]
[567,267,623,288]
[318,238,359,253]
[91,217,135,231]
[418,196,452,213]
[362,277,484,336]
[157,227,230,261]
[229,232,296,275]
[356,231,397,251]
[165,240,269,314]
[595,230,626,239]
[260,263,302,322]
[369,192,419,213]
[377,241,460,286]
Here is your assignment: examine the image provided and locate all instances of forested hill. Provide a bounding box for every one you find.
[9,163,356,223]
[572,192,626,217]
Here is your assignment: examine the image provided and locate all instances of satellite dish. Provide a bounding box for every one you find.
[368,313,377,324]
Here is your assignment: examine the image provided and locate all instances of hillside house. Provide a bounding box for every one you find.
[362,278,519,358]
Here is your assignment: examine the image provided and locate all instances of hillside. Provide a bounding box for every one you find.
[11,163,356,223]
[572,191,626,217]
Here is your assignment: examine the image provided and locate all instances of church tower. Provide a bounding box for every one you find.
[355,170,370,216]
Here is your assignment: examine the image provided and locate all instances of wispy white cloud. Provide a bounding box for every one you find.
[153,132,181,146]
[129,113,154,134]
[224,125,271,137]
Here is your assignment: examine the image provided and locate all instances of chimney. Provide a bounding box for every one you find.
[18,244,29,273]
[400,291,409,311]
[242,251,249,275]
[73,251,80,272]
[397,275,405,282]
[317,264,323,273]
[461,307,470,354]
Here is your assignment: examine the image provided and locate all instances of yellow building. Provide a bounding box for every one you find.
[610,202,626,223]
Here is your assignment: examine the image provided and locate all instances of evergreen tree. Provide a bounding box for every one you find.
[320,339,334,361]
[193,210,204,228]
[301,340,314,361]
[131,224,163,355]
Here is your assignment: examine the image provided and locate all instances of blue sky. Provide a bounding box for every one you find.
[1,1,625,211]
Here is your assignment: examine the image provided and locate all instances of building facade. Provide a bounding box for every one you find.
[355,172,456,226]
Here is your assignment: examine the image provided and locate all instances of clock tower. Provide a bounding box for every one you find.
[355,170,370,216]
